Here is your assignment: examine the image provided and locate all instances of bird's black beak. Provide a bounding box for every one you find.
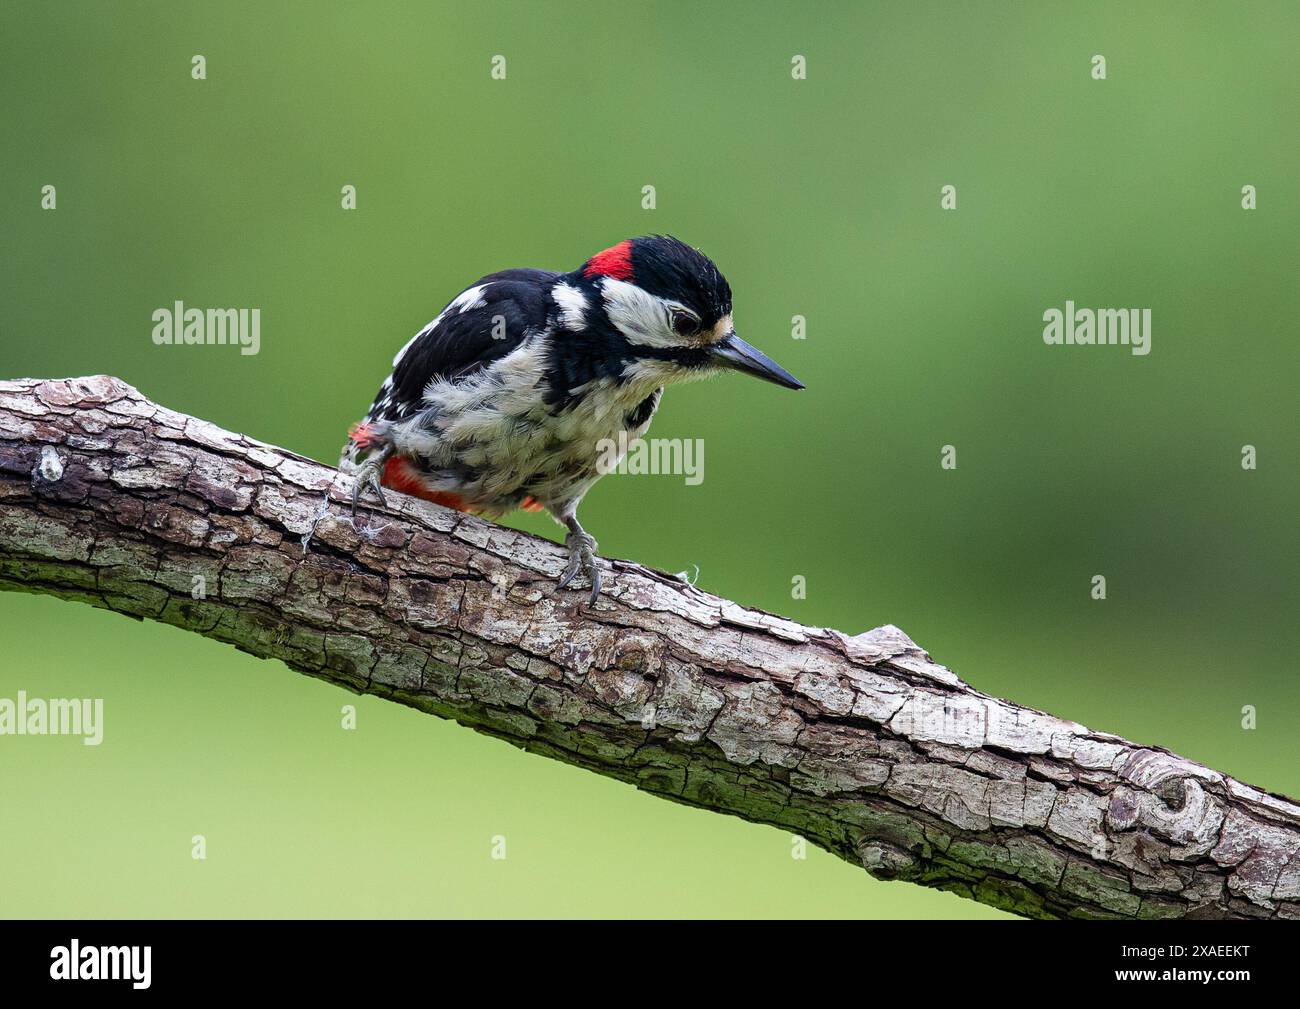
[710,332,804,390]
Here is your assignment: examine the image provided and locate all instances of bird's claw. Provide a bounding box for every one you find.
[350,455,389,517]
[557,529,601,605]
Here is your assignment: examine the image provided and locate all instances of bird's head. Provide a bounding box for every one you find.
[567,235,804,391]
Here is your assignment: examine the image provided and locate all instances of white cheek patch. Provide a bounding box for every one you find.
[599,277,677,348]
[551,281,588,331]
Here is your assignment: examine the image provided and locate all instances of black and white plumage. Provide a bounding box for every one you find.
[343,235,803,603]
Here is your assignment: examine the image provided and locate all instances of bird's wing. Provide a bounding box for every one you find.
[368,268,558,423]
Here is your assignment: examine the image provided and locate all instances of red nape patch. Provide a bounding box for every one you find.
[348,421,381,449]
[381,457,471,512]
[583,239,634,281]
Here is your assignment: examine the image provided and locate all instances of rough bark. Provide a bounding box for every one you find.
[2,375,1298,920]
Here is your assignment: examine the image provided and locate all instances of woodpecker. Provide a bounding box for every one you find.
[343,235,803,603]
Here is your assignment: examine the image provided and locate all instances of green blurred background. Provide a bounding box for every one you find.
[2,1,1297,919]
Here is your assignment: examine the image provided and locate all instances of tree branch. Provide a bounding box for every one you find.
[2,375,1298,919]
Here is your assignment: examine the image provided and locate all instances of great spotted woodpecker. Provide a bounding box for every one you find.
[343,235,803,603]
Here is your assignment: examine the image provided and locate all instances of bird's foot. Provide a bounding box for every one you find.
[350,447,392,517]
[557,528,601,606]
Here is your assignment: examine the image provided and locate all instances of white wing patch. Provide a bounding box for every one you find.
[551,281,589,331]
[392,283,492,368]
[388,335,660,514]
[451,284,489,314]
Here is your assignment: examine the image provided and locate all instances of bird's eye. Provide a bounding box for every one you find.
[671,310,700,338]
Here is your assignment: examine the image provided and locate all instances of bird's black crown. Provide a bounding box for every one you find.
[622,236,733,327]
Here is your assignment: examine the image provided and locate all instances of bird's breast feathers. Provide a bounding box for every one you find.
[384,332,661,512]
[351,272,668,513]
